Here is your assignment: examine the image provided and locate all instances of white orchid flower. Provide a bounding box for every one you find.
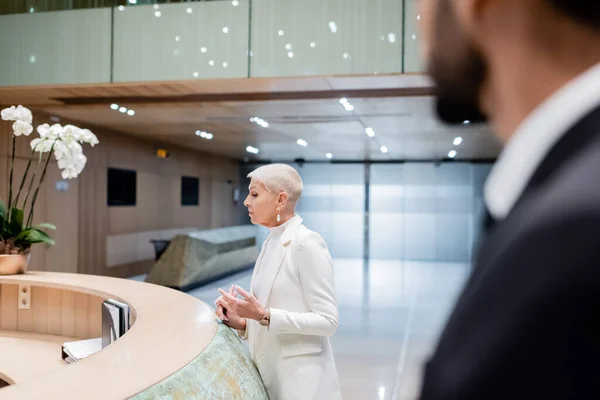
[80,129,99,146]
[1,106,16,121]
[12,120,33,136]
[15,105,33,124]
[30,137,55,153]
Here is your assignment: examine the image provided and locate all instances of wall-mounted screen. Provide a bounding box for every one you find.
[181,176,199,206]
[107,168,137,207]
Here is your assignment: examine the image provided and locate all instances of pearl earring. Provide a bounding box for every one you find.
[276,208,281,222]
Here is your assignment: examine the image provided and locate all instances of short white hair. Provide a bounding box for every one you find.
[247,164,303,203]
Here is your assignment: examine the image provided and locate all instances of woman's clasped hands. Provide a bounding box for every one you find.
[215,285,266,330]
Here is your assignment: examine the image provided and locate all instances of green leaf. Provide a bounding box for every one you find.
[0,199,5,219]
[0,199,5,236]
[15,228,55,246]
[31,223,56,231]
[8,207,24,237]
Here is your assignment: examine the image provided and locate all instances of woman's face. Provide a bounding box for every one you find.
[245,179,279,227]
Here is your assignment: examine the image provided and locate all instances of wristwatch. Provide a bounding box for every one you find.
[259,308,271,327]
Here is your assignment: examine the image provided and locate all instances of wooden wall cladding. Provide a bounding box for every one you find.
[0,284,105,339]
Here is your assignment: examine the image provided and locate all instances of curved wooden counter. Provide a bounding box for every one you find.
[0,272,226,399]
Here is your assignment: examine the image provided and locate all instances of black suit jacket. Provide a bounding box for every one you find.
[420,105,600,399]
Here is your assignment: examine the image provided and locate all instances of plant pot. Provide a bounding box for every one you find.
[0,254,30,275]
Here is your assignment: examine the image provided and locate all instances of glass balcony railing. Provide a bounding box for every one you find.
[0,0,424,86]
[0,1,219,16]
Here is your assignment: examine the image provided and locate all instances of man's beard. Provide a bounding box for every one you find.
[428,0,489,125]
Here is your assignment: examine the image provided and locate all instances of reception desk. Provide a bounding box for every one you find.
[0,272,268,399]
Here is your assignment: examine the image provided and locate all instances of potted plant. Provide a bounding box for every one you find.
[0,105,98,275]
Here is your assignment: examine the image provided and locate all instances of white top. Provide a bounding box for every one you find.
[252,215,299,301]
[484,62,600,220]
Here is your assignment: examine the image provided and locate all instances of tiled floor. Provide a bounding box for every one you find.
[132,259,470,400]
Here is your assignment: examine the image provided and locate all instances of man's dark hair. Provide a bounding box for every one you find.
[547,0,600,29]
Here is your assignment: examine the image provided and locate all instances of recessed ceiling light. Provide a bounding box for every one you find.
[310,41,316,48]
[388,33,396,43]
[193,72,199,77]
[29,7,35,12]
[285,43,292,51]
[118,5,125,11]
[187,7,192,14]
[278,30,284,36]
[222,62,228,68]
[208,60,215,66]
[453,136,463,146]
[200,47,207,53]
[154,10,161,17]
[205,133,214,140]
[119,107,127,113]
[412,34,417,40]
[222,27,229,34]
[344,103,354,111]
[329,21,338,33]
[297,139,308,147]
[128,0,137,4]
[448,150,457,158]
[153,4,159,9]
[127,110,135,116]
[365,127,375,137]
[110,104,119,110]
[463,120,470,124]
[246,146,259,154]
[175,36,181,42]
[417,15,421,20]
[380,145,389,153]
[195,130,202,136]
[287,52,294,58]
[339,98,348,105]
[232,0,239,6]
[326,153,333,159]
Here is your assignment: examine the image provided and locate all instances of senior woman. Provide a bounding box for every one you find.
[215,163,341,400]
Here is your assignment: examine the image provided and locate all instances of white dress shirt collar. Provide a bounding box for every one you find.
[484,62,600,220]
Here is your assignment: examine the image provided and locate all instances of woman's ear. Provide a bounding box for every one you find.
[278,192,289,208]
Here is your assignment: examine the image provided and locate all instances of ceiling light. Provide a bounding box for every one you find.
[175,36,181,42]
[343,53,349,59]
[119,107,128,113]
[388,33,396,43]
[205,133,214,140]
[310,41,316,48]
[329,21,338,33]
[297,139,308,147]
[380,145,389,153]
[110,104,119,110]
[208,60,215,66]
[153,4,159,9]
[339,98,348,105]
[287,52,294,58]
[154,10,161,17]
[326,153,333,159]
[285,43,292,51]
[278,30,284,36]
[195,130,202,136]
[463,120,470,124]
[223,27,229,33]
[127,110,135,116]
[222,62,228,68]
[380,35,385,41]
[200,47,207,53]
[448,150,457,158]
[246,146,259,154]
[453,136,463,146]
[193,71,199,77]
[232,0,239,6]
[29,7,34,12]
[251,117,269,128]
[187,7,192,14]
[379,387,386,399]
[344,104,354,111]
[412,34,417,40]
[118,5,125,11]
[417,15,421,20]
[365,127,375,137]
[128,0,137,4]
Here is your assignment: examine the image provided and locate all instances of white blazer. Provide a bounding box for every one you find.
[240,216,342,400]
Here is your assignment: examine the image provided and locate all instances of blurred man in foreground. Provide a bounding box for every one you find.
[419,0,600,398]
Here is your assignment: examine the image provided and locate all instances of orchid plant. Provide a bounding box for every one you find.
[0,105,98,255]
